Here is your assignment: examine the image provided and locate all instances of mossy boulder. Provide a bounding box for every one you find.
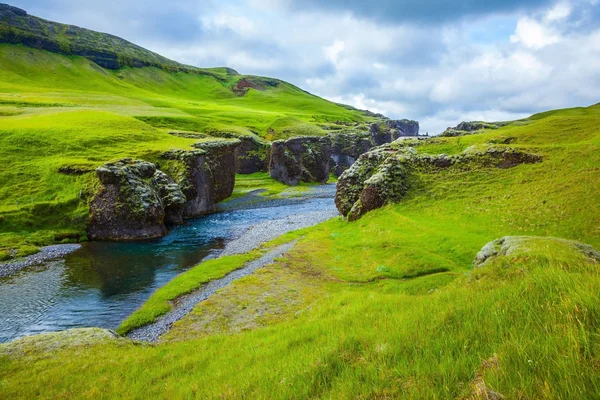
[0,328,128,360]
[336,143,542,220]
[473,236,600,268]
[151,170,186,226]
[440,121,506,137]
[269,136,332,185]
[162,140,240,217]
[89,159,167,240]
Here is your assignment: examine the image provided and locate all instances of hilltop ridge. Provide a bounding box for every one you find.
[0,3,227,73]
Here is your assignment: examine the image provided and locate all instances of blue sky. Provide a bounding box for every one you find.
[11,0,600,133]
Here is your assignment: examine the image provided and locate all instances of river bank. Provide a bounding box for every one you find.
[0,183,338,343]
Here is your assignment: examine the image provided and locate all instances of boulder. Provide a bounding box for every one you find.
[335,143,542,220]
[236,136,271,174]
[151,170,186,225]
[162,140,240,217]
[335,146,416,220]
[89,159,167,240]
[440,121,505,137]
[473,236,600,268]
[269,136,332,185]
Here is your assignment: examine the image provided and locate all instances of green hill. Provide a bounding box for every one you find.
[1,103,599,398]
[0,5,375,255]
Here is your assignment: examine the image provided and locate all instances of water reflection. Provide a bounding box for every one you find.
[0,192,336,343]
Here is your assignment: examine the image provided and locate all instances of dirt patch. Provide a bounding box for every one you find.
[162,257,327,342]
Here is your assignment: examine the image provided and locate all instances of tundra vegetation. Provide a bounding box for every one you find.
[1,5,600,399]
[2,103,600,398]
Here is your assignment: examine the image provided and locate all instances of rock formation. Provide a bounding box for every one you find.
[473,236,600,268]
[441,121,505,137]
[335,143,542,221]
[269,136,332,185]
[151,170,186,225]
[236,136,271,174]
[89,140,239,240]
[89,159,167,240]
[370,119,421,146]
[162,140,240,217]
[328,133,373,177]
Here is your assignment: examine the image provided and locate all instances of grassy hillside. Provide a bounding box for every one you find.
[1,104,599,398]
[0,42,372,255]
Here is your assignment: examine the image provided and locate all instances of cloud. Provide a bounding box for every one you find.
[288,0,554,24]
[510,17,561,48]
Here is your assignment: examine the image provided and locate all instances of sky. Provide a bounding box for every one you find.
[11,0,600,134]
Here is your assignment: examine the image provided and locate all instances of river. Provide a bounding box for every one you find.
[0,185,338,343]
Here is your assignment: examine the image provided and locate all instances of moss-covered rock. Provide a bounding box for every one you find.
[236,136,271,174]
[440,121,506,137]
[336,143,542,220]
[151,170,186,226]
[162,140,240,217]
[269,136,332,185]
[0,328,129,360]
[89,159,167,240]
[473,236,600,268]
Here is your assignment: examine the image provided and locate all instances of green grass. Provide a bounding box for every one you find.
[117,251,262,335]
[0,44,372,254]
[2,102,599,398]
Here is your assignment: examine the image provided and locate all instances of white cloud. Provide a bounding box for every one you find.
[324,40,345,66]
[544,2,572,21]
[510,17,561,49]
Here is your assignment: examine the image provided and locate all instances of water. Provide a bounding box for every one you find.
[0,188,337,343]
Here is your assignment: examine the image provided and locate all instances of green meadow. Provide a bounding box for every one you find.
[0,44,371,255]
[2,103,599,398]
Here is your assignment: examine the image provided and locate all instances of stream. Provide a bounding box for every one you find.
[0,185,338,343]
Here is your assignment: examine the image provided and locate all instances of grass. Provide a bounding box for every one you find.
[0,33,599,397]
[0,44,372,254]
[117,251,262,335]
[2,101,599,398]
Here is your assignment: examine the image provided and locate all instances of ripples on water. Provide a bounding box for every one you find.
[0,192,336,343]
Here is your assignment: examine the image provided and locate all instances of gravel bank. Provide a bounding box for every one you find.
[128,240,298,342]
[0,244,82,279]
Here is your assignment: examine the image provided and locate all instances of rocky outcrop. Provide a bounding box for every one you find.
[328,133,373,176]
[370,119,421,145]
[151,171,186,225]
[236,136,271,174]
[163,140,240,217]
[441,121,505,137]
[385,119,420,137]
[473,236,600,268]
[89,140,239,240]
[335,143,542,220]
[269,136,332,185]
[89,159,167,240]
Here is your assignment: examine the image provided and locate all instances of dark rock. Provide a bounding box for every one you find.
[151,170,186,226]
[0,4,27,17]
[336,143,542,220]
[58,165,94,176]
[335,146,415,220]
[163,140,239,217]
[328,133,373,177]
[369,123,393,146]
[269,136,332,185]
[440,121,505,137]
[236,136,271,174]
[385,119,420,137]
[89,159,167,240]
